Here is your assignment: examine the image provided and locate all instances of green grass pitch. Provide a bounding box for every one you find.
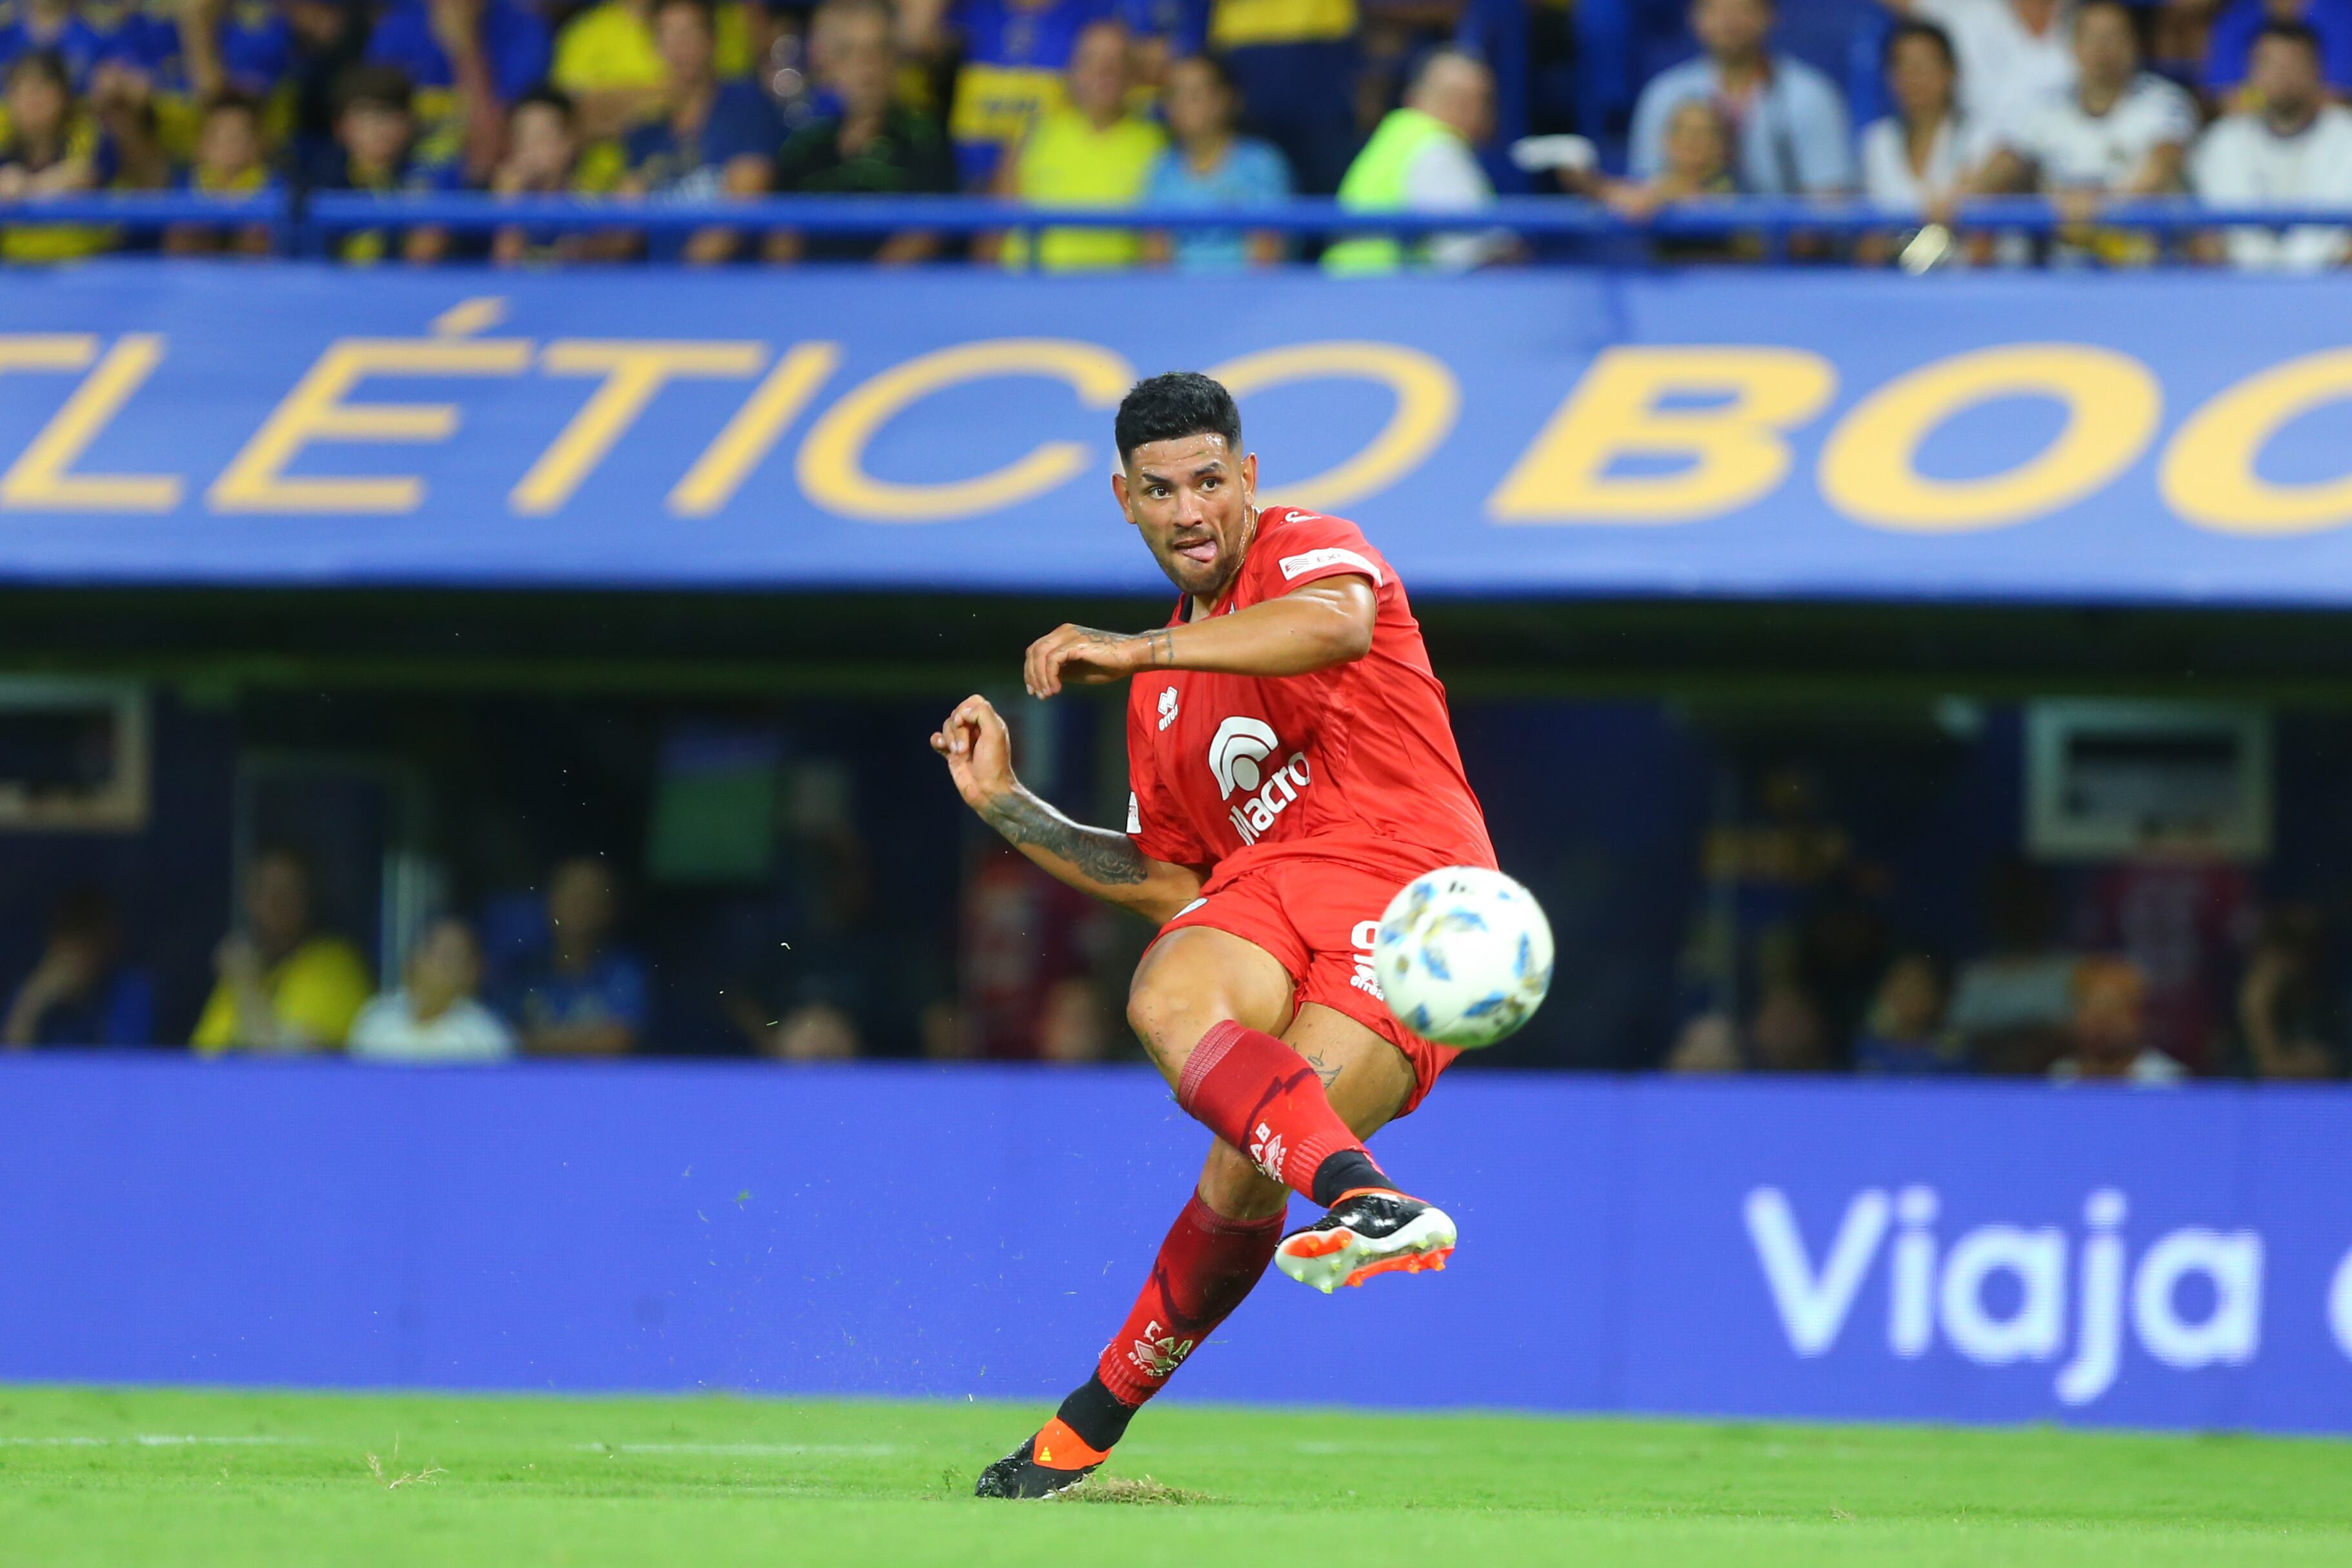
[4,1385,2348,1567]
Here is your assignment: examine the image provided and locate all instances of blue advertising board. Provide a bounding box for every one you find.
[3,265,2352,602]
[4,1057,2350,1434]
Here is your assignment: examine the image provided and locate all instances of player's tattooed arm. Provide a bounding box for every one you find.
[980,790,1149,886]
[1023,624,1172,698]
[932,692,1203,920]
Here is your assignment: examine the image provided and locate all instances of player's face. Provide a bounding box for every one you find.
[1113,433,1259,601]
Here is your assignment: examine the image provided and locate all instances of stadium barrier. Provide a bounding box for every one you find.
[3,1056,2347,1434]
[6,190,2352,247]
[2,263,2351,604]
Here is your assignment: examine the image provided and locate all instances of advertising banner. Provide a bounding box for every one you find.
[4,1058,2348,1433]
[3,265,2352,601]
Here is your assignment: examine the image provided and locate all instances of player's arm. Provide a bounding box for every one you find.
[1022,576,1376,698]
[930,694,1204,922]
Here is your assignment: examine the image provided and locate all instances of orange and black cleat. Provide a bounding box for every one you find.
[1273,1188,1456,1295]
[973,1418,1111,1499]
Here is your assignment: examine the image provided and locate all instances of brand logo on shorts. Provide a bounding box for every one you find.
[1157,686,1180,731]
[1350,920,1386,1003]
[1127,1318,1196,1380]
[1249,1120,1287,1183]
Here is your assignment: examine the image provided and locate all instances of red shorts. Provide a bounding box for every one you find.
[1152,853,1460,1116]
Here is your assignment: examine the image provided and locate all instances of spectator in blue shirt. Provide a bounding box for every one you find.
[1629,0,1854,195]
[901,0,1116,186]
[367,0,550,183]
[3,888,154,1049]
[621,0,780,261]
[2206,0,2352,98]
[321,63,463,264]
[1143,52,1291,269]
[0,0,137,90]
[499,856,650,1057]
[143,0,294,165]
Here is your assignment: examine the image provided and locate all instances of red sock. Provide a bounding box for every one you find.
[1175,1020,1385,1205]
[1092,1192,1284,1409]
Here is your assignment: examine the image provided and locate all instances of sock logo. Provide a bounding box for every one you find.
[1249,1120,1287,1183]
[1127,1319,1196,1380]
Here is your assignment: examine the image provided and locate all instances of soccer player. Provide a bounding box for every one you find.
[930,371,1496,1498]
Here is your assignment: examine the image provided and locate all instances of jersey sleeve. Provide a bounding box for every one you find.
[1248,508,1392,597]
[1125,696,1210,869]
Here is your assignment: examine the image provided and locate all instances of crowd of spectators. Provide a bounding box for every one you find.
[0,0,2346,267]
[1662,796,2345,1085]
[7,821,2346,1080]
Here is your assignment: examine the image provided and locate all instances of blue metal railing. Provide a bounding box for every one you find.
[3,189,2347,255]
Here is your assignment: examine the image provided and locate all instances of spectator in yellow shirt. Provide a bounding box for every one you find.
[552,0,773,139]
[992,18,1164,270]
[190,848,373,1055]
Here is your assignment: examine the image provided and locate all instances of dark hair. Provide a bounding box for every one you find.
[6,48,70,94]
[2255,19,2324,60]
[48,886,119,948]
[1115,372,1241,465]
[514,83,576,123]
[1883,18,1956,74]
[334,63,413,117]
[203,89,261,124]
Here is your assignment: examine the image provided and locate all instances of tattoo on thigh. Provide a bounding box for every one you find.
[1303,1050,1342,1092]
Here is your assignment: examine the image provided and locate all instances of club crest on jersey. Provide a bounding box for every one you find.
[1157,686,1180,731]
[1209,717,1312,845]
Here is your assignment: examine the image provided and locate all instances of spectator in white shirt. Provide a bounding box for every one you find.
[1861,21,1979,220]
[1629,0,1855,196]
[1975,1,2197,259]
[2191,21,2352,270]
[348,916,518,1064]
[1881,0,2075,146]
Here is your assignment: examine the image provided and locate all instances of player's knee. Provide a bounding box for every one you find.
[1126,971,1228,1081]
[1197,1140,1289,1223]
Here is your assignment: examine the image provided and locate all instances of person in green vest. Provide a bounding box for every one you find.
[1325,47,1513,276]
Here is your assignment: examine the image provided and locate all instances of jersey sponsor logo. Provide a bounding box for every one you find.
[1156,685,1180,731]
[1209,716,1315,845]
[1227,749,1313,846]
[1209,716,1280,798]
[1126,791,1141,834]
[1249,1120,1287,1183]
[1278,546,1383,586]
[1350,919,1387,1003]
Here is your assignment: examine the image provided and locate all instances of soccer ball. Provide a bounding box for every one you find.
[1373,867,1554,1049]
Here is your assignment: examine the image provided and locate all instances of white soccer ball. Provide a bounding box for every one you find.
[1373,866,1554,1049]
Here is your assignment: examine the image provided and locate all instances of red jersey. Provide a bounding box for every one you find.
[1123,506,1494,883]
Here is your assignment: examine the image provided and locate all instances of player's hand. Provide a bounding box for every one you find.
[1023,623,1161,698]
[929,694,1019,809]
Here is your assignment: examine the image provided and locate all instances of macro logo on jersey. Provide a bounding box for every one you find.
[1209,716,1315,846]
[1157,686,1180,732]
[1127,1319,1196,1380]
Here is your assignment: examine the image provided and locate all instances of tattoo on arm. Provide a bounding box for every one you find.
[1147,628,1175,667]
[980,790,1149,886]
